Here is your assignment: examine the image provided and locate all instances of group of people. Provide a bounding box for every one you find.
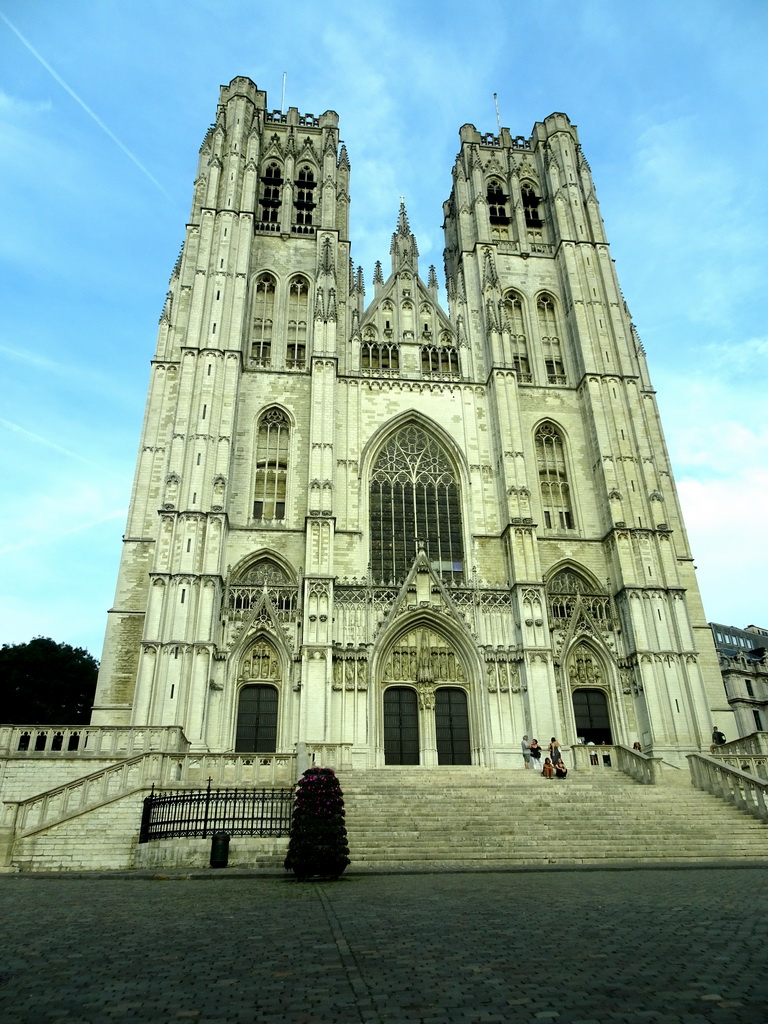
[522,736,567,778]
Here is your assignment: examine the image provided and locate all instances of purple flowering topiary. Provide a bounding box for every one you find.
[284,767,350,880]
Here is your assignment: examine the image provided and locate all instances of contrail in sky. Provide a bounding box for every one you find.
[0,11,172,200]
[0,418,123,475]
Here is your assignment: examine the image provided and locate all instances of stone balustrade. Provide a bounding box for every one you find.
[570,744,664,784]
[0,725,190,758]
[688,753,768,822]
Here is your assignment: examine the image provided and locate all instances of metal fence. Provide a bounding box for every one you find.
[139,780,294,843]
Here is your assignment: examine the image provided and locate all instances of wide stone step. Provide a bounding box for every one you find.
[333,766,767,869]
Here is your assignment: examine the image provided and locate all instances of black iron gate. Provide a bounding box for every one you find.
[139,781,293,843]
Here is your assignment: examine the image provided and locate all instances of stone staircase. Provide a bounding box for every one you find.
[336,766,768,870]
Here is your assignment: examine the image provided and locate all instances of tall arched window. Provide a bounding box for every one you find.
[259,162,283,227]
[286,276,309,368]
[370,424,464,583]
[521,182,543,227]
[535,423,574,531]
[251,273,276,365]
[293,165,316,231]
[537,293,565,383]
[503,290,531,380]
[254,408,289,520]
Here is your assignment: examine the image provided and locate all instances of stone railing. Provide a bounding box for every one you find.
[570,744,664,784]
[717,732,768,756]
[2,751,300,846]
[688,753,768,822]
[710,753,768,781]
[570,744,615,770]
[0,725,190,758]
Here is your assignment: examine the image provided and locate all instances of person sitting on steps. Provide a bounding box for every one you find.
[555,758,568,779]
[541,757,554,778]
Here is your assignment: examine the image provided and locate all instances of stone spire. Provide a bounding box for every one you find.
[390,199,419,273]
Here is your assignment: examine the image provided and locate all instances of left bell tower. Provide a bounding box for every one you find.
[92,78,351,743]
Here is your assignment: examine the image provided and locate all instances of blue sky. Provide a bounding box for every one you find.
[1,0,766,657]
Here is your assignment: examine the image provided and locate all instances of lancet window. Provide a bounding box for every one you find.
[293,165,316,232]
[254,409,289,521]
[250,273,276,365]
[535,423,574,531]
[537,294,566,383]
[286,276,309,368]
[522,182,543,228]
[259,162,283,227]
[370,424,464,584]
[503,290,531,380]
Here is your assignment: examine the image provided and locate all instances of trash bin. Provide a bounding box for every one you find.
[210,831,230,868]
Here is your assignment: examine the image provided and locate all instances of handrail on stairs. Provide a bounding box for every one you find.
[687,753,768,822]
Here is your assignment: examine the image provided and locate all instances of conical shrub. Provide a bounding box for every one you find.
[284,767,350,880]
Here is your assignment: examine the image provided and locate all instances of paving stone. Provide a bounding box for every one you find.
[0,868,766,1024]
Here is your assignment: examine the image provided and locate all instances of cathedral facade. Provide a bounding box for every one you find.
[91,76,724,769]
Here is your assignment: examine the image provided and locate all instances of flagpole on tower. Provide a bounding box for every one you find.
[494,93,501,134]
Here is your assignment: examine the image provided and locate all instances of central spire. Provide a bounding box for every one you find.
[390,199,419,273]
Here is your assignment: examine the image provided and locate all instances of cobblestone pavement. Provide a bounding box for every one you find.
[1,868,766,1024]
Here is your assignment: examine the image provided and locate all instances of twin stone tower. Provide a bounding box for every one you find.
[92,76,723,770]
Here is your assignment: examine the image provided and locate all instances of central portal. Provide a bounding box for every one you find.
[381,625,472,765]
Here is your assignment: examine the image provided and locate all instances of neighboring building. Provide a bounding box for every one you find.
[710,623,768,738]
[85,76,724,769]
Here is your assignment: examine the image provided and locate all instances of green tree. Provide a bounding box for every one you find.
[0,637,98,724]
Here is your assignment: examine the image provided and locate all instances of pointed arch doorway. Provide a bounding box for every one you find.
[235,639,281,753]
[381,626,473,765]
[569,645,614,744]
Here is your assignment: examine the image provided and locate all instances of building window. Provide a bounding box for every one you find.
[259,162,283,227]
[753,709,763,732]
[362,341,399,371]
[546,568,609,623]
[254,408,289,520]
[522,182,543,227]
[746,680,755,698]
[503,290,531,380]
[286,276,309,368]
[370,424,464,584]
[251,273,276,365]
[293,165,316,232]
[536,423,574,531]
[486,179,509,225]
[421,337,459,376]
[537,294,566,383]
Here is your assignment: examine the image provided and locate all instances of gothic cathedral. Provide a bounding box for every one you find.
[92,77,722,769]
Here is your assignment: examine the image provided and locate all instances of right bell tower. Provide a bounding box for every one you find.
[442,113,724,757]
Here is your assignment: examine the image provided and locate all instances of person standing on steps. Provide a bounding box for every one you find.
[548,737,561,766]
[529,739,543,772]
[521,735,532,769]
